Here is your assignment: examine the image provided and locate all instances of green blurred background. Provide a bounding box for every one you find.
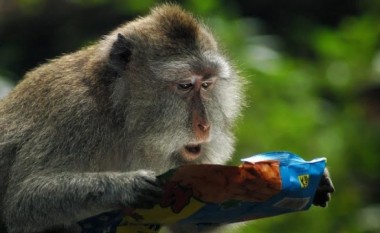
[1,0,379,232]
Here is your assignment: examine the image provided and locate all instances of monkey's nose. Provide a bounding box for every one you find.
[198,123,210,132]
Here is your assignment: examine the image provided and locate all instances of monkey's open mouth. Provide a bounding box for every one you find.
[185,144,201,154]
[181,144,202,161]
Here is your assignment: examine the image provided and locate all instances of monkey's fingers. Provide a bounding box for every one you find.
[136,180,164,208]
[319,170,335,193]
[312,169,335,207]
[313,190,331,207]
[122,170,164,209]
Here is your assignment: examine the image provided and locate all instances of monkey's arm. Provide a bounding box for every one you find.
[3,170,162,233]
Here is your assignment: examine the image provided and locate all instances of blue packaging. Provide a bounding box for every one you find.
[78,151,326,233]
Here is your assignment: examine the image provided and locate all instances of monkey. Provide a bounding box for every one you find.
[0,4,334,233]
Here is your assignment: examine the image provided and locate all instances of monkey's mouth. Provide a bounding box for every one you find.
[185,144,201,154]
[181,144,202,161]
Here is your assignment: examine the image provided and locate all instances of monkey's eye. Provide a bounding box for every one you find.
[178,83,193,91]
[201,81,212,90]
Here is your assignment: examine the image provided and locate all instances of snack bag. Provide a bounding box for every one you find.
[78,151,327,233]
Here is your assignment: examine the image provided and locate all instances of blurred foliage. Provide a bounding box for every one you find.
[1,0,380,232]
[230,13,380,233]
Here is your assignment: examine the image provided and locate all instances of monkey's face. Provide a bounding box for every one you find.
[172,74,215,161]
[106,14,244,171]
[116,50,243,172]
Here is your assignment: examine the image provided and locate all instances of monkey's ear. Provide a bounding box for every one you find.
[109,33,133,70]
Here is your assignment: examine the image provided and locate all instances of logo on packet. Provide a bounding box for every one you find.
[298,174,310,188]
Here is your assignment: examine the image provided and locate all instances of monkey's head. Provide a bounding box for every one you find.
[97,4,244,172]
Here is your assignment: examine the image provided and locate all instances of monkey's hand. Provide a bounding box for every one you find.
[119,170,163,209]
[313,168,335,207]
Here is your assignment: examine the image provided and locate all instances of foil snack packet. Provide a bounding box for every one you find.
[78,151,327,233]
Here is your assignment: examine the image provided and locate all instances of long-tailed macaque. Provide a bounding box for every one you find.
[0,4,334,233]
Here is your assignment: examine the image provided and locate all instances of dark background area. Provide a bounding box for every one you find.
[0,0,367,81]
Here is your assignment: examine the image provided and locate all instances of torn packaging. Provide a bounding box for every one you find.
[78,151,328,233]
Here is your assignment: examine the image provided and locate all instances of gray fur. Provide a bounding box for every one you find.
[0,4,244,233]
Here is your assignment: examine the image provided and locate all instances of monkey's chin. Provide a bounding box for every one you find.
[180,144,202,161]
